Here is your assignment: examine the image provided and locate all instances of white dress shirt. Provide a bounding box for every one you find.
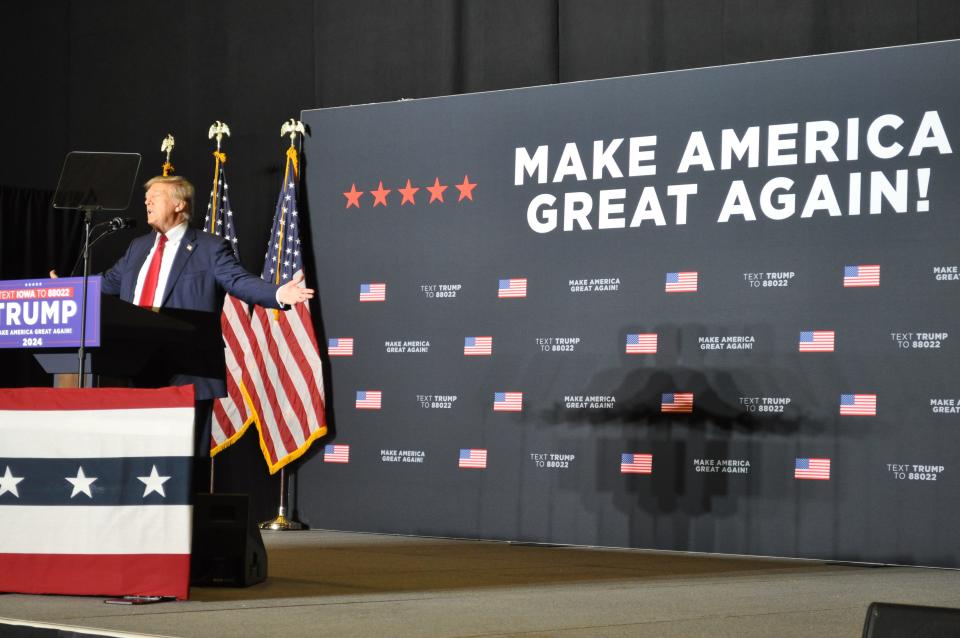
[133,222,188,308]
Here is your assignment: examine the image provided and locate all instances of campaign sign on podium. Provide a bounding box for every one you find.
[0,277,101,349]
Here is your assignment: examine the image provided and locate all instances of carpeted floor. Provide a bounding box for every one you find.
[2,530,960,637]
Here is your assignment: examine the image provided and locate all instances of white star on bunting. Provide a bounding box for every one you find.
[66,466,97,498]
[137,465,171,498]
[0,466,24,498]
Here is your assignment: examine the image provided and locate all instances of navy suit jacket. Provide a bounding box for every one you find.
[101,227,281,400]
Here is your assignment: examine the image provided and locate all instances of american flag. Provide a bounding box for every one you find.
[662,392,693,413]
[498,278,527,298]
[626,333,657,354]
[356,390,382,410]
[840,393,876,416]
[359,283,386,302]
[493,391,523,412]
[248,146,328,474]
[795,457,830,480]
[799,330,835,352]
[844,264,880,287]
[459,448,487,469]
[620,453,652,474]
[205,151,255,457]
[324,444,350,464]
[464,336,493,355]
[328,337,354,357]
[665,271,698,292]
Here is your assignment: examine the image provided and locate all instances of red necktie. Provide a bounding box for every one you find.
[138,233,168,308]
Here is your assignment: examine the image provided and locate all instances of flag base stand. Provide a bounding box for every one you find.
[259,508,303,531]
[258,468,306,531]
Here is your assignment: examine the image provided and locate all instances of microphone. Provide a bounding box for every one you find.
[108,217,137,231]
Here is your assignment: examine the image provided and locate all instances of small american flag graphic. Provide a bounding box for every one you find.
[324,444,350,464]
[355,390,382,410]
[843,265,880,287]
[493,392,523,412]
[459,448,487,469]
[498,278,527,298]
[665,271,698,292]
[661,392,693,413]
[625,333,657,354]
[464,336,493,356]
[794,457,830,480]
[359,283,386,302]
[621,453,653,474]
[840,393,876,416]
[328,337,354,357]
[799,331,835,352]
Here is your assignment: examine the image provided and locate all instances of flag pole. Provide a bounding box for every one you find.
[206,120,232,494]
[259,119,311,532]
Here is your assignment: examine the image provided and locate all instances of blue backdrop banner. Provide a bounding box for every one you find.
[300,39,960,567]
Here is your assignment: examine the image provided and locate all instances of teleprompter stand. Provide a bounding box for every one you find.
[53,151,141,387]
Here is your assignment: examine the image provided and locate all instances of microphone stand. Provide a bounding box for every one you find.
[76,205,101,387]
[68,219,132,277]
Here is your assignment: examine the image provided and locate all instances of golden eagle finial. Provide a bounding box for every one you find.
[208,121,231,150]
[280,118,306,147]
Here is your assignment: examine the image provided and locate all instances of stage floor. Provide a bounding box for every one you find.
[2,530,960,637]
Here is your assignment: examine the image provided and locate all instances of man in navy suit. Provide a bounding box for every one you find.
[98,176,313,486]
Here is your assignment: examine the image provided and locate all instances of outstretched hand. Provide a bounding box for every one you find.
[277,271,315,306]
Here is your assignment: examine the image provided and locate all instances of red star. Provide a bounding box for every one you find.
[455,175,477,202]
[370,181,391,207]
[343,183,364,209]
[398,179,419,206]
[426,177,448,204]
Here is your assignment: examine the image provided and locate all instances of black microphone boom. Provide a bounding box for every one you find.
[68,217,138,275]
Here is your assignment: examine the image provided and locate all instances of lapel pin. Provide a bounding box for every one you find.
[186,244,194,252]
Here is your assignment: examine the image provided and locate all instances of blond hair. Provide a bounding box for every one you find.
[145,175,195,221]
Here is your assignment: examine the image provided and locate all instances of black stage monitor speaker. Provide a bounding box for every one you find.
[863,602,960,637]
[191,493,267,587]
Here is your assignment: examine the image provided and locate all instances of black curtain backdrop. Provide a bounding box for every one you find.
[0,186,78,390]
[1,0,959,521]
